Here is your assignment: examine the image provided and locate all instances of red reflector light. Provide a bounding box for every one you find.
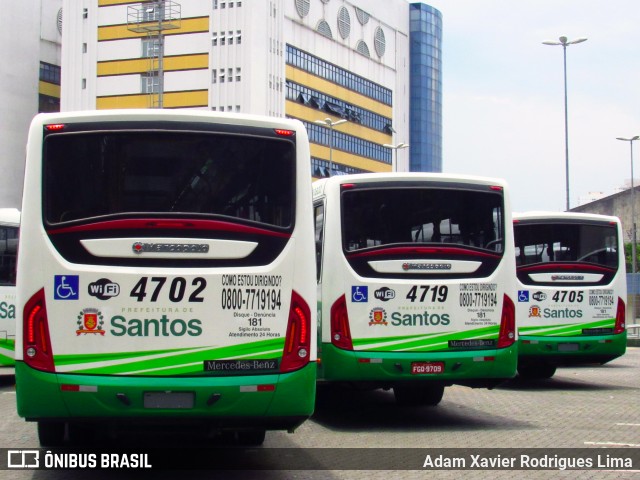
[257,384,276,392]
[280,290,312,373]
[340,183,356,190]
[23,288,55,372]
[274,129,295,137]
[45,124,65,131]
[614,297,626,334]
[498,294,516,348]
[26,305,41,344]
[490,185,503,191]
[330,295,353,350]
[61,384,80,392]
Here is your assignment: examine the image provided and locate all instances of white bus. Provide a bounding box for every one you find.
[313,173,518,405]
[513,211,627,378]
[0,208,20,367]
[16,110,316,446]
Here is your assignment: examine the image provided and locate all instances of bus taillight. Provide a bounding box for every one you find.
[614,297,626,334]
[280,290,311,373]
[330,295,353,350]
[497,294,516,348]
[23,288,55,372]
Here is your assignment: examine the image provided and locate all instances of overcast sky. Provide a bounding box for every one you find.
[421,0,640,213]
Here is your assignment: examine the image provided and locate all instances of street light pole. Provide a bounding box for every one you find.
[617,135,640,275]
[383,142,409,172]
[543,36,587,211]
[315,118,347,177]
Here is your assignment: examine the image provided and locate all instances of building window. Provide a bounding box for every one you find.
[303,121,391,165]
[141,72,159,93]
[286,45,392,105]
[316,20,333,39]
[212,69,217,83]
[374,27,387,57]
[83,8,88,19]
[82,43,87,53]
[356,40,370,57]
[212,33,217,46]
[40,62,61,85]
[295,0,310,18]
[142,38,160,57]
[337,7,351,39]
[39,95,60,113]
[236,67,241,82]
[82,78,87,89]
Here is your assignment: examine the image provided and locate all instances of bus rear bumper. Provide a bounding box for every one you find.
[15,361,315,432]
[317,343,517,388]
[518,333,627,366]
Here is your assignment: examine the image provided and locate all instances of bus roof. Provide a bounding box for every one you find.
[312,172,509,199]
[30,109,306,134]
[0,208,20,226]
[513,211,621,225]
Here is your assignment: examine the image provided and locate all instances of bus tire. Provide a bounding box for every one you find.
[236,429,266,446]
[394,385,445,406]
[38,421,66,447]
[518,363,556,379]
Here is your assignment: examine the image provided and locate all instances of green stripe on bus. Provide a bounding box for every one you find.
[53,338,286,375]
[351,325,501,352]
[519,318,615,337]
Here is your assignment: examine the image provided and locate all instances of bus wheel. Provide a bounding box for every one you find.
[38,421,66,447]
[236,429,266,446]
[518,363,557,379]
[394,385,445,406]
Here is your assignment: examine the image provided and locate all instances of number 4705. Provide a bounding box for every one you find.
[130,276,206,303]
[551,290,583,303]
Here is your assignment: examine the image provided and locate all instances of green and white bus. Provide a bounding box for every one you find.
[0,208,19,367]
[513,211,627,379]
[16,110,316,446]
[313,173,517,405]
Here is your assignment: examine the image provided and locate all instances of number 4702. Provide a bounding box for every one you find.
[130,276,206,302]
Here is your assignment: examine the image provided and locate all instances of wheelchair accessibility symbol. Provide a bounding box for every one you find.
[54,275,79,300]
[351,286,368,303]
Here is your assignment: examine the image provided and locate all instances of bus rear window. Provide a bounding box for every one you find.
[43,131,295,229]
[342,187,504,253]
[0,225,18,286]
[514,223,618,268]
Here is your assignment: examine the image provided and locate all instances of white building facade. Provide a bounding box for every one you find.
[61,0,413,175]
[0,1,62,208]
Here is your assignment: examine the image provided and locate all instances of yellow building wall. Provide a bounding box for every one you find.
[98,54,208,76]
[97,90,208,109]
